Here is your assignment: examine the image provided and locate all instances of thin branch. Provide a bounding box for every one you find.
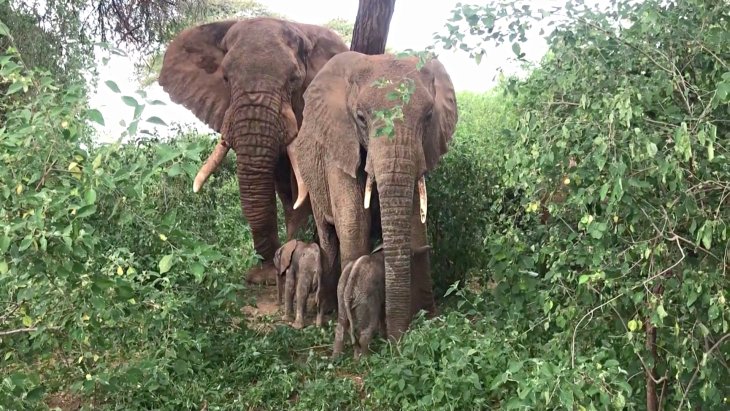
[0,326,61,336]
[571,237,685,368]
[678,333,730,409]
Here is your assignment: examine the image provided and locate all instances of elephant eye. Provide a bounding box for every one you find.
[222,74,229,83]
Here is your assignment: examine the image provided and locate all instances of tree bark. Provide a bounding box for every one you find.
[350,0,396,55]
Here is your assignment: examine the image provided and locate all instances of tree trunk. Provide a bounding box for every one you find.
[350,0,396,55]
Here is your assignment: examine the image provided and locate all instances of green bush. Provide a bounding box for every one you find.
[427,91,517,295]
[2,0,728,409]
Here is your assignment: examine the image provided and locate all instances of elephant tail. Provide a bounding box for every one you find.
[344,255,366,348]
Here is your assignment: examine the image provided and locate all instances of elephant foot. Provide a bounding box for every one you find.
[246,263,277,285]
[292,318,305,329]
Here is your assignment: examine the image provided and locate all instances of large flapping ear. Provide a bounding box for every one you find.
[296,23,350,88]
[158,21,237,132]
[297,51,369,179]
[420,58,458,171]
[277,240,299,276]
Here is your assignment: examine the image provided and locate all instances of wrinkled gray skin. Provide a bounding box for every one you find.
[333,246,432,359]
[290,52,457,341]
[159,18,347,285]
[273,240,322,329]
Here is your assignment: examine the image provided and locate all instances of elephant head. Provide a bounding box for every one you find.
[159,17,347,278]
[291,52,458,339]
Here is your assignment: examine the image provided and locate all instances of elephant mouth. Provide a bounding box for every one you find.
[363,173,428,224]
[191,93,299,194]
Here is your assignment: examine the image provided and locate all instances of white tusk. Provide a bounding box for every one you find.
[287,144,308,209]
[193,139,230,193]
[364,175,373,209]
[418,176,427,224]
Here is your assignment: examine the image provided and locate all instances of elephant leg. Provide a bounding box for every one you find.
[283,267,296,321]
[328,167,370,274]
[357,324,377,360]
[410,195,436,318]
[293,269,312,329]
[314,217,339,327]
[276,273,285,306]
[332,260,355,358]
[275,153,313,240]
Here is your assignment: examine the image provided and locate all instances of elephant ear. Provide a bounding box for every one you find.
[299,51,368,178]
[158,21,237,132]
[277,240,298,276]
[421,58,458,171]
[297,23,350,88]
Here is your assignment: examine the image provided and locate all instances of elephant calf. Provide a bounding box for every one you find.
[273,240,323,329]
[333,245,433,358]
[335,248,386,360]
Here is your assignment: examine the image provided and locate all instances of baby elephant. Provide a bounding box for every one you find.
[333,245,432,359]
[273,240,322,329]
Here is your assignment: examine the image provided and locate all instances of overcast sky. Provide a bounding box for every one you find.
[88,0,553,142]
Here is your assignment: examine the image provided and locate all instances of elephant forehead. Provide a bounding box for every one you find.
[224,19,298,55]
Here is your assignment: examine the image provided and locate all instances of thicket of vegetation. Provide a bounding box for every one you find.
[1,0,728,410]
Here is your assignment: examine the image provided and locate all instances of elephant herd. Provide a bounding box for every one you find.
[159,17,458,357]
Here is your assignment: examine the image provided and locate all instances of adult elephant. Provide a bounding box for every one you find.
[159,18,348,283]
[289,51,458,341]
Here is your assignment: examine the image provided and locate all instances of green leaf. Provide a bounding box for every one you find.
[159,254,174,274]
[84,188,97,205]
[146,116,167,126]
[511,42,522,57]
[0,20,10,37]
[578,274,589,285]
[18,236,32,251]
[166,163,184,177]
[191,262,205,283]
[0,260,8,274]
[26,385,45,401]
[656,303,668,319]
[708,304,719,320]
[76,205,97,218]
[474,52,483,65]
[105,80,121,93]
[173,359,189,375]
[558,388,574,409]
[0,235,10,253]
[6,81,24,95]
[86,109,105,126]
[122,95,139,107]
[701,223,713,249]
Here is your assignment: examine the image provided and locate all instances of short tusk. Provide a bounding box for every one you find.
[418,176,427,224]
[364,175,373,209]
[288,144,308,209]
[193,139,230,193]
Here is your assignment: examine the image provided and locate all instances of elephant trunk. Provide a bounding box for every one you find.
[229,92,287,262]
[371,138,416,341]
